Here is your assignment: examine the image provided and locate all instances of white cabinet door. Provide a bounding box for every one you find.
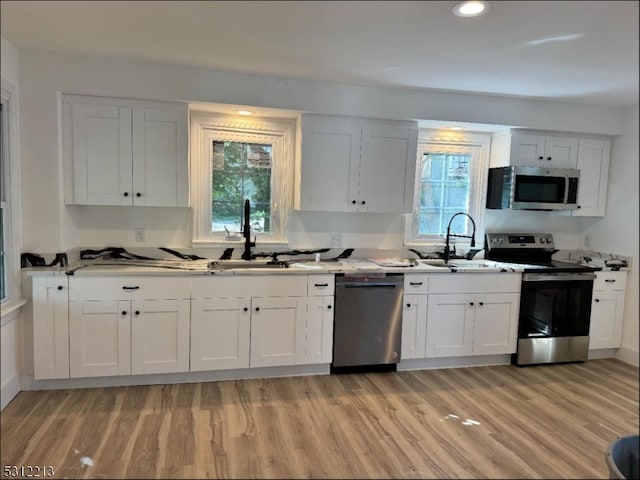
[32,276,69,380]
[589,290,625,349]
[132,107,189,207]
[69,300,131,378]
[509,133,546,167]
[472,293,519,355]
[190,297,251,371]
[250,297,306,367]
[359,124,418,213]
[130,299,190,375]
[508,132,578,169]
[297,115,362,212]
[426,294,474,358]
[543,136,578,169]
[71,103,133,205]
[401,294,427,360]
[305,296,334,364]
[572,139,611,216]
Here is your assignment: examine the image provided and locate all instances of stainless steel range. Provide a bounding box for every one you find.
[485,233,599,366]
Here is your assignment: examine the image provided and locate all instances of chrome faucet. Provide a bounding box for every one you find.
[444,212,476,263]
[241,199,256,260]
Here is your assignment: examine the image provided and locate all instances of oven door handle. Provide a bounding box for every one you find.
[522,272,596,282]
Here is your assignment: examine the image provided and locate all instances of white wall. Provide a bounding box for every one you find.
[1,35,22,409]
[585,106,639,366]
[17,48,630,253]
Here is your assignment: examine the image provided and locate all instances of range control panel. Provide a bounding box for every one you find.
[485,233,555,250]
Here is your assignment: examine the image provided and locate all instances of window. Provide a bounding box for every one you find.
[211,141,273,234]
[191,113,295,245]
[1,78,21,305]
[406,130,490,245]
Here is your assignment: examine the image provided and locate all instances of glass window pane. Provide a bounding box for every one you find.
[418,151,472,236]
[211,140,272,234]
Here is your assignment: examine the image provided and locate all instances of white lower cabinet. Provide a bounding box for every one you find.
[423,274,521,359]
[31,275,70,380]
[190,297,251,371]
[68,276,190,378]
[589,271,627,350]
[250,297,307,368]
[190,274,335,372]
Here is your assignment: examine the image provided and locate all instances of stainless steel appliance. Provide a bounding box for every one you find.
[486,166,580,211]
[332,273,403,371]
[485,233,598,366]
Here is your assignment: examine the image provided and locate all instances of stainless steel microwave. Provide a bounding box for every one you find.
[486,166,580,211]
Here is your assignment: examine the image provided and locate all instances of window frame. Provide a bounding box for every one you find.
[1,77,22,307]
[190,113,295,246]
[405,129,491,247]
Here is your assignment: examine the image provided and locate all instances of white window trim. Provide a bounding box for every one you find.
[190,113,295,247]
[1,77,22,308]
[405,129,491,247]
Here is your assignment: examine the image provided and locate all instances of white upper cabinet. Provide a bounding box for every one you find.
[490,130,578,169]
[295,114,418,213]
[63,95,188,207]
[567,138,611,217]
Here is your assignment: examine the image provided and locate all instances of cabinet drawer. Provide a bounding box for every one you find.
[191,275,307,298]
[594,271,627,291]
[307,275,335,296]
[69,276,190,301]
[404,274,429,295]
[429,273,521,294]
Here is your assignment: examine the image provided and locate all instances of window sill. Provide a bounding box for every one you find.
[1,298,28,326]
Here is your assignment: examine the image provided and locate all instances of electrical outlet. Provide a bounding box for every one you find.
[585,234,592,248]
[135,228,145,243]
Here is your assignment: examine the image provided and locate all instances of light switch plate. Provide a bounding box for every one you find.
[329,233,342,248]
[135,228,145,242]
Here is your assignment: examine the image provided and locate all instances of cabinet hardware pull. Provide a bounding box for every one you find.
[361,201,366,205]
[409,282,423,286]
[123,192,129,197]
[547,157,552,160]
[121,310,127,316]
[479,302,484,306]
[538,156,544,160]
[351,200,356,204]
[314,283,329,287]
[469,302,474,306]
[243,307,248,312]
[255,307,260,312]
[134,310,140,315]
[136,192,142,197]
[406,303,411,308]
[122,286,140,290]
[595,299,600,302]
[57,285,63,291]
[577,205,581,209]
[604,279,616,283]
[327,305,332,310]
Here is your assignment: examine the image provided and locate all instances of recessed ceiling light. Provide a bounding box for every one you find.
[236,110,253,116]
[452,1,490,17]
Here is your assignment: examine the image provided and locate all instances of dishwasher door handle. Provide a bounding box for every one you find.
[342,283,400,288]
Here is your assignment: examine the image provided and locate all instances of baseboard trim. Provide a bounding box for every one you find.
[1,373,21,410]
[616,347,640,367]
[398,354,512,371]
[588,348,618,360]
[21,363,330,391]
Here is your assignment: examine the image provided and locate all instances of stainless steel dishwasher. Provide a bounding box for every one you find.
[332,273,404,371]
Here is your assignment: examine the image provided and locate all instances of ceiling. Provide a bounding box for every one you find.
[1,0,639,108]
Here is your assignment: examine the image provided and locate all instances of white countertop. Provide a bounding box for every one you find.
[24,257,526,276]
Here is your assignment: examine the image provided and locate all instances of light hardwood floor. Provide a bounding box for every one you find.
[1,359,638,479]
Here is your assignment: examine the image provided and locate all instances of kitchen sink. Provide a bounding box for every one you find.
[209,260,290,270]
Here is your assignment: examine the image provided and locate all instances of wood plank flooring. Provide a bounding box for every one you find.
[1,359,638,479]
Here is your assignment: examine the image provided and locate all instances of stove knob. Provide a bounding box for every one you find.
[539,238,545,244]
[546,238,552,244]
